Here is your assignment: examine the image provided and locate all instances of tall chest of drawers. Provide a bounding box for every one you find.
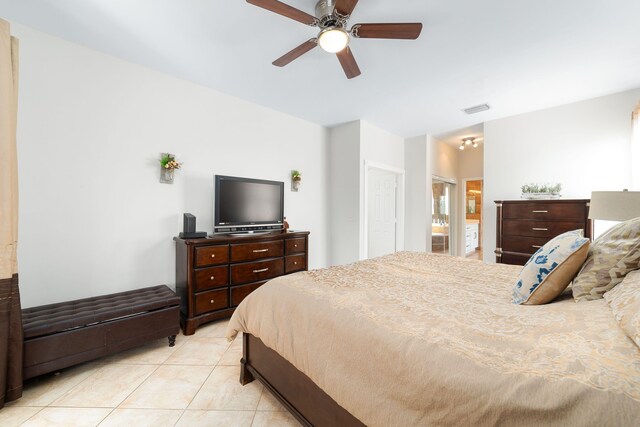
[495,200,592,265]
[175,231,309,335]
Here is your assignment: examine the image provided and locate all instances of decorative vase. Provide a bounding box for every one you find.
[291,178,301,192]
[160,167,175,184]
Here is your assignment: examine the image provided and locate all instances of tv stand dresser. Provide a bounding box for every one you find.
[174,230,309,335]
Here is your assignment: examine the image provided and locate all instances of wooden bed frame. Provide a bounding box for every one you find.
[240,333,365,427]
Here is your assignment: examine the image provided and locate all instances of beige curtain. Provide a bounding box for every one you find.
[633,104,640,190]
[0,18,22,408]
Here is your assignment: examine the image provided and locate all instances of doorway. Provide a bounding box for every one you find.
[432,178,455,255]
[365,162,405,259]
[464,179,483,260]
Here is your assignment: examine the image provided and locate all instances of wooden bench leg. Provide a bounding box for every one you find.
[168,335,176,347]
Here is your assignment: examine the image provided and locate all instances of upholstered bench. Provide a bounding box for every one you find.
[22,285,180,379]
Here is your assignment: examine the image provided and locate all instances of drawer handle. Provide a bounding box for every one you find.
[253,268,269,273]
[210,299,215,304]
[210,254,216,258]
[253,249,269,253]
[532,210,548,213]
[532,228,548,231]
[294,244,298,248]
[532,245,542,249]
[210,276,215,280]
[294,262,297,265]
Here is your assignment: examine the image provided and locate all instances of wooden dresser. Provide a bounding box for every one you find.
[495,199,592,265]
[174,231,309,335]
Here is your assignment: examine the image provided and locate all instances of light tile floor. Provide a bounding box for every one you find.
[1,319,301,427]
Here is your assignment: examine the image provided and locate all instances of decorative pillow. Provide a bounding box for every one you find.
[513,230,590,305]
[572,217,640,302]
[604,270,640,348]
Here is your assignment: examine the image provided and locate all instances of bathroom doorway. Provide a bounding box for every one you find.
[432,178,455,255]
[463,179,483,260]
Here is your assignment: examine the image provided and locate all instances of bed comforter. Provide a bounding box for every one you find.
[228,252,640,426]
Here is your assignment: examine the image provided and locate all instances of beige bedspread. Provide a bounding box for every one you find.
[227,252,640,426]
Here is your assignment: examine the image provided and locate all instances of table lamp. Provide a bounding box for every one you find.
[589,191,640,221]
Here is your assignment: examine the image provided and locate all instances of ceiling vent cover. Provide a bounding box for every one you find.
[463,104,491,115]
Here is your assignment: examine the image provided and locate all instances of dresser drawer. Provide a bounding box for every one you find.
[230,281,266,307]
[502,220,584,238]
[195,245,229,267]
[502,236,552,255]
[285,238,306,255]
[502,203,586,221]
[230,240,284,262]
[231,258,284,285]
[285,255,306,273]
[194,265,229,292]
[194,289,228,315]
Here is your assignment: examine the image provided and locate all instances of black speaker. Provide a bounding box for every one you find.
[183,213,196,233]
[179,213,207,239]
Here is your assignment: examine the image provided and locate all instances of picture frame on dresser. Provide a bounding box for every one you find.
[174,231,309,335]
[495,199,592,265]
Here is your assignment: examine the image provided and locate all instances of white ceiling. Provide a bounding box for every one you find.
[1,0,639,137]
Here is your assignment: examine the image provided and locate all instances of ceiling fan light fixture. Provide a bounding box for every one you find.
[318,27,350,53]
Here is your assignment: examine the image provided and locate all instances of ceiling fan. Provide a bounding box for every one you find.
[246,0,423,79]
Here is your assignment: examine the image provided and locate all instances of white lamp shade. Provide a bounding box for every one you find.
[589,191,640,221]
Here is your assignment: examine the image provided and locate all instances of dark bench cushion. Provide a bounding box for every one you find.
[22,285,180,339]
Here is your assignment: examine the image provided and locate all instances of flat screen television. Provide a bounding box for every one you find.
[213,175,284,234]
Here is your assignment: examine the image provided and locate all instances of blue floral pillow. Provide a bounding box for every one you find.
[513,230,590,305]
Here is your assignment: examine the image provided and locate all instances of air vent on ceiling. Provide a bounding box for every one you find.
[462,104,491,115]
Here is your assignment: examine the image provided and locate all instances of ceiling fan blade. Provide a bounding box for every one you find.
[351,23,423,39]
[335,0,359,17]
[246,0,318,26]
[273,39,318,67]
[336,47,361,79]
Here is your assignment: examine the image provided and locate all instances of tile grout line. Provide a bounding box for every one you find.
[171,409,186,427]
[109,363,163,410]
[17,406,46,426]
[45,363,110,407]
[95,406,118,426]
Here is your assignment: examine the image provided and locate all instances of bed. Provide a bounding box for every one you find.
[227,252,640,426]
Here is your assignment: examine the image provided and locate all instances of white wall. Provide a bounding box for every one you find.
[404,135,430,252]
[431,139,459,181]
[328,120,405,264]
[359,121,405,259]
[483,89,640,262]
[329,121,360,266]
[458,145,484,180]
[14,23,330,307]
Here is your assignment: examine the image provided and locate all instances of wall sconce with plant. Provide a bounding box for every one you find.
[159,153,182,184]
[291,170,302,192]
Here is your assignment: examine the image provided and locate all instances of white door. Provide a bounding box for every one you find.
[367,168,397,258]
